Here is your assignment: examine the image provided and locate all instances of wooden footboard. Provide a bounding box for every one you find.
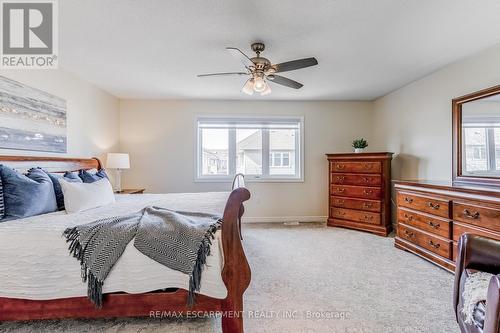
[0,156,252,333]
[221,174,251,332]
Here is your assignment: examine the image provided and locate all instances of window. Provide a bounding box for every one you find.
[463,125,500,174]
[201,129,229,175]
[270,152,291,167]
[196,116,303,181]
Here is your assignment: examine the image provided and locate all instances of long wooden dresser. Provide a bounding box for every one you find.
[395,180,500,272]
[327,152,393,236]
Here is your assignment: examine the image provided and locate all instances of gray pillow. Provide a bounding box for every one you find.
[0,165,58,221]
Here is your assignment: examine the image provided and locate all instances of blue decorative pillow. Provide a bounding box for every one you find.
[45,172,83,210]
[63,171,82,182]
[79,169,109,183]
[0,166,58,221]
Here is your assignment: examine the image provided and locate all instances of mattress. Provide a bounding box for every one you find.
[0,192,229,300]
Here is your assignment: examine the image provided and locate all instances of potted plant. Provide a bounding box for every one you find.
[352,138,368,153]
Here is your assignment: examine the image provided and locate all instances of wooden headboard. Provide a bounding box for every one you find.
[0,155,102,173]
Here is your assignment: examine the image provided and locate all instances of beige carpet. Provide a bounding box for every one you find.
[0,223,458,333]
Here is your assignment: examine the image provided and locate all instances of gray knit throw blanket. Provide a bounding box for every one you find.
[63,206,221,308]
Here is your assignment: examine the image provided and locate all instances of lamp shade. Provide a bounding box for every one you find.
[106,153,130,169]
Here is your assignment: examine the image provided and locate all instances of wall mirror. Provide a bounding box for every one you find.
[453,85,500,186]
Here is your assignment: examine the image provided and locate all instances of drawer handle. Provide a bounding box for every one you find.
[427,202,440,210]
[463,209,480,219]
[428,221,440,229]
[363,215,374,221]
[363,189,373,195]
[336,176,345,182]
[428,240,441,249]
[403,213,413,221]
[336,211,345,216]
[363,164,373,170]
[363,202,373,208]
[404,230,415,238]
[335,199,345,205]
[336,188,345,193]
[362,177,371,183]
[404,197,413,204]
[335,164,345,170]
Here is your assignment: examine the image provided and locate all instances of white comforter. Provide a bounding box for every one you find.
[0,192,229,300]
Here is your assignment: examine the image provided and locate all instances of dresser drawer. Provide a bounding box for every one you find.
[453,202,500,233]
[330,173,382,186]
[330,185,381,199]
[398,224,452,259]
[331,207,381,225]
[331,197,381,213]
[330,161,381,174]
[397,192,450,218]
[452,222,500,242]
[397,208,450,238]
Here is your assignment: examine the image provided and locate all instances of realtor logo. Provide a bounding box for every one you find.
[1,0,58,68]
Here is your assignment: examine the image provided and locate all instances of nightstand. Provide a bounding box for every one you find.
[116,188,145,194]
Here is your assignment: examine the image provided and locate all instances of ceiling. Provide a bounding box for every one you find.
[60,0,500,100]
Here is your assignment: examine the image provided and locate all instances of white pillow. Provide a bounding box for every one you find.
[59,178,115,213]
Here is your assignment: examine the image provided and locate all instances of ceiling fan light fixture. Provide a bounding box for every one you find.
[253,76,267,93]
[260,83,272,96]
[198,43,318,96]
[242,78,254,95]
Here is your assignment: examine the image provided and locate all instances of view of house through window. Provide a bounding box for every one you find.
[201,128,229,175]
[463,127,500,173]
[197,117,303,181]
[236,129,262,175]
[269,129,296,176]
[462,100,500,175]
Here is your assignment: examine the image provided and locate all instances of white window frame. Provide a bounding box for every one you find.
[195,115,304,182]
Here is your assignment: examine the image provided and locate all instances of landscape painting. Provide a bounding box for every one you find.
[0,76,67,153]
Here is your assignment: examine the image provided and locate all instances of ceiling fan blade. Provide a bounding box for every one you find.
[197,72,248,77]
[226,47,255,68]
[273,57,318,73]
[267,75,303,89]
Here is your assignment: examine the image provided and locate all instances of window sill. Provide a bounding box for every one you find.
[194,177,304,183]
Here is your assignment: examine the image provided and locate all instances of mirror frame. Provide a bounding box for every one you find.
[453,84,500,186]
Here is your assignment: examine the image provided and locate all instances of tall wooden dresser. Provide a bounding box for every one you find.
[326,152,393,236]
[395,181,500,272]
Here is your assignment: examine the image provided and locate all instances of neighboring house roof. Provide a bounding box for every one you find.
[238,130,295,150]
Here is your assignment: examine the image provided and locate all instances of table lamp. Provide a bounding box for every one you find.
[106,153,130,192]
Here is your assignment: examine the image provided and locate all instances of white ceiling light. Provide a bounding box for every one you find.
[253,75,267,92]
[260,82,272,96]
[241,74,272,96]
[241,78,254,95]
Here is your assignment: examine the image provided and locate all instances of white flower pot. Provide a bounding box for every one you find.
[354,148,365,153]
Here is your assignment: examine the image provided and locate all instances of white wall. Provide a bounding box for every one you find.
[372,43,500,181]
[0,69,120,161]
[119,100,374,220]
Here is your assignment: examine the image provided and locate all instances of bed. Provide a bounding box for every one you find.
[0,156,251,333]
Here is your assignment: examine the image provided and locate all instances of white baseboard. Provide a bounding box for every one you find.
[242,216,327,223]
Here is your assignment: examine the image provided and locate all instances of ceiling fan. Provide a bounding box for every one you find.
[197,42,318,96]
